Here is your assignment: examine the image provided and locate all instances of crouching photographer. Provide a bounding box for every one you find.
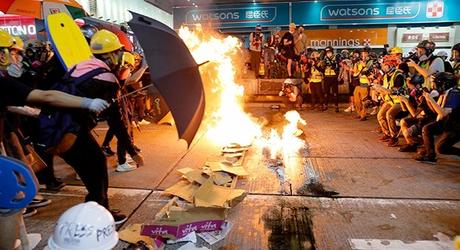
[397,74,437,152]
[279,78,303,109]
[414,72,460,163]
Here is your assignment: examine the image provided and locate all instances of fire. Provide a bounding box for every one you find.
[259,111,306,161]
[179,26,261,146]
[178,26,306,161]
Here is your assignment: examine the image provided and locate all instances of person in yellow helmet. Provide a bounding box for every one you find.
[390,46,409,75]
[0,30,14,75]
[90,29,145,173]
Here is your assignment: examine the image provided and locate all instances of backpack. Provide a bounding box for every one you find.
[444,61,454,73]
[36,67,108,152]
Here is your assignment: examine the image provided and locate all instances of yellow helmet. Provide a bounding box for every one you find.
[11,36,24,51]
[121,52,135,67]
[0,30,14,48]
[90,30,123,54]
[390,47,403,55]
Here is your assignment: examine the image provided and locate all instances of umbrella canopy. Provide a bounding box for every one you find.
[128,12,205,146]
[0,0,86,20]
[82,17,134,52]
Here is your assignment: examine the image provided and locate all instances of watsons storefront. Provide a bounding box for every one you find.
[173,0,460,51]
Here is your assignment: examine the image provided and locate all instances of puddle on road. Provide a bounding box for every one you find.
[297,181,340,197]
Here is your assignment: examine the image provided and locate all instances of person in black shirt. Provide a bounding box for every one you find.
[281,23,296,78]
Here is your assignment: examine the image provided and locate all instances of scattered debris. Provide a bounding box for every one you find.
[177,242,210,250]
[197,221,233,245]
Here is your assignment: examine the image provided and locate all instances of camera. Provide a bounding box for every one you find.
[403,52,419,63]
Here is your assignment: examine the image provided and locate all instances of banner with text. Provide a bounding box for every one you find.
[292,0,460,25]
[396,26,455,48]
[173,3,289,29]
[303,28,388,48]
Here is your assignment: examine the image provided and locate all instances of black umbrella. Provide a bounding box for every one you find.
[128,12,205,146]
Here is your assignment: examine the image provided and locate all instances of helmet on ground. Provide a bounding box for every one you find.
[90,29,124,54]
[417,40,435,56]
[390,47,403,55]
[0,30,14,48]
[382,54,399,67]
[48,201,118,250]
[11,36,24,51]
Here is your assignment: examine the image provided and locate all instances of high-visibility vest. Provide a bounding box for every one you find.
[309,66,323,83]
[383,69,404,104]
[324,57,336,76]
[353,61,369,84]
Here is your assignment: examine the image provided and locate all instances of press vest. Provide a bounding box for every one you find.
[309,66,323,83]
[383,69,404,104]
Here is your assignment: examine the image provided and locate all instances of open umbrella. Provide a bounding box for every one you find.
[0,0,86,20]
[128,12,205,146]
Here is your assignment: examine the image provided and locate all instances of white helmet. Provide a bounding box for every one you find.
[436,51,448,59]
[48,202,118,250]
[284,78,294,85]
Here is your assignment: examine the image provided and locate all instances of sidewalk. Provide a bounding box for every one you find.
[27,107,460,249]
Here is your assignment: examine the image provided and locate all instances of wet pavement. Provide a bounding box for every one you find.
[26,106,460,249]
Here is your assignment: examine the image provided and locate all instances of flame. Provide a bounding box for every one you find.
[259,111,306,161]
[178,26,306,161]
[179,26,261,146]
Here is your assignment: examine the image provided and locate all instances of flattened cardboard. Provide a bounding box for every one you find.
[183,170,210,185]
[164,180,200,203]
[205,162,249,177]
[119,224,154,245]
[212,172,232,186]
[142,200,227,239]
[194,180,247,208]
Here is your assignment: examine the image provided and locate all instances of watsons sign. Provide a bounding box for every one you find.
[173,3,289,29]
[293,0,460,25]
[320,3,420,21]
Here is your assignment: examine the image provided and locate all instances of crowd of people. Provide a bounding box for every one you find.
[275,34,460,164]
[0,24,156,248]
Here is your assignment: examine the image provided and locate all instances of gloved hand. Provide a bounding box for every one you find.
[7,63,24,78]
[81,98,110,113]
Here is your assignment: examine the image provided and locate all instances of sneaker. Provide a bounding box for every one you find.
[28,197,51,208]
[116,162,137,172]
[344,106,353,112]
[23,207,37,218]
[126,155,135,164]
[387,137,399,147]
[110,210,127,225]
[413,153,437,164]
[45,180,66,192]
[370,106,378,116]
[399,144,418,152]
[102,146,115,156]
[379,134,391,142]
[138,119,151,125]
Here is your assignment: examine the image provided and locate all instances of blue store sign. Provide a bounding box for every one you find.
[173,3,289,29]
[292,0,460,25]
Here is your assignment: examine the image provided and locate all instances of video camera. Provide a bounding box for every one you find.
[403,52,419,63]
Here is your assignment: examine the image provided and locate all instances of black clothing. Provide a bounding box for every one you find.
[324,76,339,107]
[0,77,33,108]
[280,32,295,59]
[310,82,324,106]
